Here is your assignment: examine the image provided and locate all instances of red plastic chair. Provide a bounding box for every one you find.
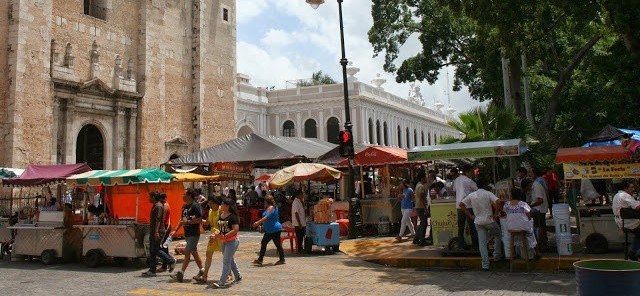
[335,210,348,220]
[281,226,298,253]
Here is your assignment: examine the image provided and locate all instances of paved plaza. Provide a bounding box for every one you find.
[0,232,576,296]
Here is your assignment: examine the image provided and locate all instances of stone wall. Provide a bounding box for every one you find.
[0,0,10,167]
[3,0,54,168]
[0,0,237,168]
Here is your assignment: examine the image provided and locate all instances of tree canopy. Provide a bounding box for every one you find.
[369,0,640,146]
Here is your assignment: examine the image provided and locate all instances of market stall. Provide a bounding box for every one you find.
[269,163,342,253]
[66,168,179,267]
[556,144,639,253]
[336,146,415,230]
[408,139,526,247]
[2,164,91,264]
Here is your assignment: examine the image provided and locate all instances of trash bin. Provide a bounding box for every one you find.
[574,259,640,296]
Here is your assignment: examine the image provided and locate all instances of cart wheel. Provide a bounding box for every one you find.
[113,257,128,266]
[585,233,609,254]
[331,245,340,253]
[324,247,334,255]
[85,249,103,268]
[304,237,313,254]
[41,249,57,265]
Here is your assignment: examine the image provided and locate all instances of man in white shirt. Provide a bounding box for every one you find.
[291,190,306,253]
[460,178,503,270]
[454,165,479,250]
[530,168,549,245]
[612,180,640,260]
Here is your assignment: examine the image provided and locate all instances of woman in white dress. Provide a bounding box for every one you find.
[504,188,539,259]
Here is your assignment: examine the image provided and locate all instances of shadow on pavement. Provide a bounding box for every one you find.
[338,257,574,295]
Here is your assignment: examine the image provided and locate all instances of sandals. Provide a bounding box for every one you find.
[193,275,208,283]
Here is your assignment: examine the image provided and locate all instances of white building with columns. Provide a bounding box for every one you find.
[235,69,458,149]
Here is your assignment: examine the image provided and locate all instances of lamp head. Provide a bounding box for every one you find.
[306,0,325,9]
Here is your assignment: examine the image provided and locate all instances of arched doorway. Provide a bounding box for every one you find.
[383,122,389,146]
[376,120,381,145]
[76,124,104,169]
[237,125,254,137]
[405,127,410,149]
[368,118,374,144]
[304,119,317,138]
[326,117,340,144]
[282,120,295,137]
[397,125,402,148]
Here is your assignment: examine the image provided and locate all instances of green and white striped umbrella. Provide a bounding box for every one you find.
[66,168,175,187]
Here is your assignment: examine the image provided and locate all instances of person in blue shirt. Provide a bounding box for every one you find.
[396,180,416,242]
[252,194,285,265]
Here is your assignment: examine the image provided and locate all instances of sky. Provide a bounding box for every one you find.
[235,0,483,115]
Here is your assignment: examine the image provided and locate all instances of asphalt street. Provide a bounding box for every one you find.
[0,232,576,295]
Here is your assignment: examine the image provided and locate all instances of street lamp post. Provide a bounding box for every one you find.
[307,0,359,239]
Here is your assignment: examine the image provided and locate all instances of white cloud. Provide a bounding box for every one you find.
[236,0,268,24]
[237,41,321,89]
[237,1,484,115]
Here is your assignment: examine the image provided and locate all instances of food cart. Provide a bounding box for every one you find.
[408,139,526,248]
[66,168,181,267]
[556,144,639,253]
[336,146,419,235]
[2,164,91,264]
[268,163,342,253]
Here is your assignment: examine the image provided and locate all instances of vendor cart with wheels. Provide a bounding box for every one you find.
[7,211,82,265]
[304,221,340,254]
[78,223,149,268]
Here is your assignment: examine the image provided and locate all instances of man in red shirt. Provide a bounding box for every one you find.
[543,168,559,217]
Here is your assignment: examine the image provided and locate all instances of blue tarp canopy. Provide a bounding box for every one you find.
[582,125,640,147]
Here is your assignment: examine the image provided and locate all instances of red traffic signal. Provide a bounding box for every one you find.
[341,130,351,143]
[338,130,354,157]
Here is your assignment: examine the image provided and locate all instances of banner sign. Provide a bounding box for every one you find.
[408,145,521,161]
[563,163,640,180]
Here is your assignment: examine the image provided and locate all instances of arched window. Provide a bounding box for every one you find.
[414,129,418,148]
[326,117,340,144]
[383,122,389,146]
[283,120,295,137]
[368,118,374,144]
[376,120,381,145]
[397,125,402,148]
[421,131,425,146]
[304,119,317,138]
[405,128,410,149]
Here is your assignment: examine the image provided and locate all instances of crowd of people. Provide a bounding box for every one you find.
[394,165,563,270]
[140,185,309,289]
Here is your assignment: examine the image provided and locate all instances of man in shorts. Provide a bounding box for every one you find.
[170,188,204,282]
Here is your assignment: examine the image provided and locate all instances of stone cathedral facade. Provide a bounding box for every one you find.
[0,0,237,169]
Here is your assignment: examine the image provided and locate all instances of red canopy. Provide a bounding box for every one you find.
[555,146,631,163]
[2,163,92,187]
[255,174,272,182]
[337,146,407,167]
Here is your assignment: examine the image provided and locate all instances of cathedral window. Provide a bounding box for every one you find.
[223,8,229,22]
[84,0,107,21]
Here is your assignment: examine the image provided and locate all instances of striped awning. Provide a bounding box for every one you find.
[66,169,175,187]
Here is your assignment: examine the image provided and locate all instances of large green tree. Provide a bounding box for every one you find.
[369,0,638,141]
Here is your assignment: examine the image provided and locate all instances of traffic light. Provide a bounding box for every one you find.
[338,130,354,157]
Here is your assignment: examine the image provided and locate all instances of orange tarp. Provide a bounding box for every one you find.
[555,145,631,163]
[337,146,407,167]
[105,182,186,236]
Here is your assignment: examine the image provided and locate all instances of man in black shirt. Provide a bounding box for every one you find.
[170,188,204,282]
[142,191,175,276]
